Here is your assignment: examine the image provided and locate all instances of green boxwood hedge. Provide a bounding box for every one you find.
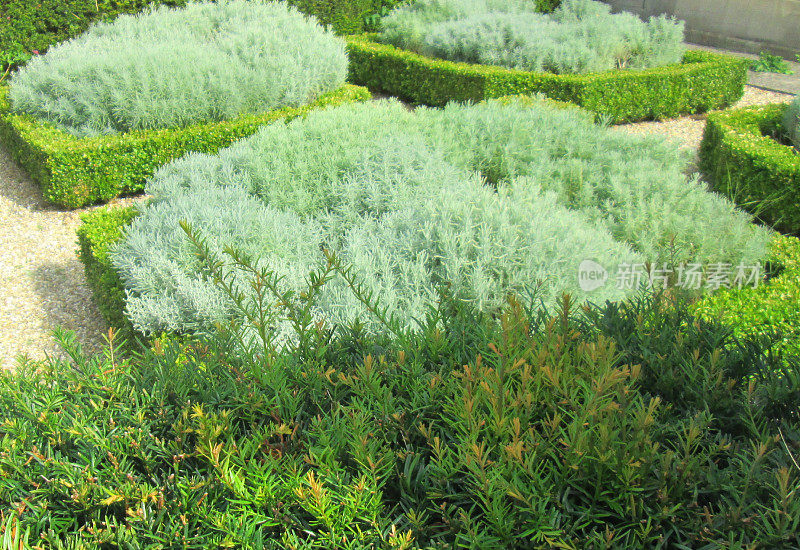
[0,84,370,207]
[77,206,139,333]
[699,103,800,233]
[345,34,749,123]
[694,234,800,358]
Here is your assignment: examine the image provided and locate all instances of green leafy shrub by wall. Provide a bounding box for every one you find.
[751,50,794,74]
[699,102,800,233]
[8,0,348,136]
[105,98,770,338]
[378,0,684,75]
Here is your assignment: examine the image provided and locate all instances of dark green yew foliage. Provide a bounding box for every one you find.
[583,295,800,434]
[1,240,799,548]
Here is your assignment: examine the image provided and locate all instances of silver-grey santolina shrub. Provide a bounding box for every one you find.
[112,98,771,339]
[111,100,642,336]
[325,179,640,332]
[378,0,685,74]
[415,99,772,267]
[9,0,348,136]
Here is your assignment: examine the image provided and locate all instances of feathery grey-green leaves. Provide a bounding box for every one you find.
[112,99,770,338]
[378,0,685,74]
[783,95,800,149]
[9,0,348,136]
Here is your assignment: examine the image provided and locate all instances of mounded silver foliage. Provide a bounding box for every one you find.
[417,100,772,267]
[112,99,771,338]
[378,0,685,74]
[9,0,348,136]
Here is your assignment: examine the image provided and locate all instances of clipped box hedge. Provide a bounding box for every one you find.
[77,206,139,333]
[699,103,800,234]
[345,34,749,123]
[0,84,370,207]
[694,234,800,358]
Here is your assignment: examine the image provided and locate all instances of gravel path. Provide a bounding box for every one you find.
[0,85,793,368]
[0,146,141,369]
[616,86,793,149]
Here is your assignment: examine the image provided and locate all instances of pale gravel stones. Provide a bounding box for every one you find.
[616,86,793,150]
[0,85,792,368]
[0,144,142,369]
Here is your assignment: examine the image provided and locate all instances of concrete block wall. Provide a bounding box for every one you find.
[604,0,800,59]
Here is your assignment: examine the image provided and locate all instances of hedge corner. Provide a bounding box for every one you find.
[345,34,748,123]
[699,103,800,234]
[76,205,139,334]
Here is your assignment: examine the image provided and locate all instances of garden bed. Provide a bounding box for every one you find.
[18,228,800,548]
[0,84,370,208]
[699,103,800,233]
[78,97,773,339]
[82,206,800,360]
[346,34,749,123]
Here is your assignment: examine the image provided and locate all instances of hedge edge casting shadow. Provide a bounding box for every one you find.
[345,34,748,123]
[77,206,138,334]
[699,103,800,234]
[0,84,371,208]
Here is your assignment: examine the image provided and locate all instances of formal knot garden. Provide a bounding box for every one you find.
[0,0,798,547]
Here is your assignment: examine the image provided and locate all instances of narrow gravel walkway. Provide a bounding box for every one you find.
[0,146,140,369]
[0,85,794,368]
[616,86,793,149]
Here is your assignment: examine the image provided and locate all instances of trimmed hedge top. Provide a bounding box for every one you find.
[695,234,800,358]
[346,34,748,123]
[699,103,800,233]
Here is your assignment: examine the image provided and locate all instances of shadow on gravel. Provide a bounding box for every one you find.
[29,261,108,359]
